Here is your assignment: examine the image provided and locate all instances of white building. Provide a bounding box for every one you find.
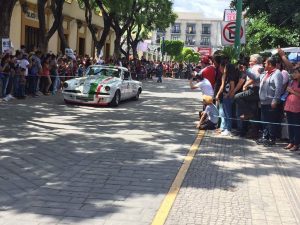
[150,12,222,56]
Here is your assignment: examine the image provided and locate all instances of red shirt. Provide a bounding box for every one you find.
[201,65,216,88]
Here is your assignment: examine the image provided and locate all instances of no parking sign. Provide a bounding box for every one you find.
[221,21,246,46]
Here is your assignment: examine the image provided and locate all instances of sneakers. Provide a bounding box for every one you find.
[3,94,15,102]
[221,129,231,136]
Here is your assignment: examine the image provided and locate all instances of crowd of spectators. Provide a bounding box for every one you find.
[1,46,299,151]
[190,50,300,151]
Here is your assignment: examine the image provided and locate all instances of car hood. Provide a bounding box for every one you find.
[65,75,120,94]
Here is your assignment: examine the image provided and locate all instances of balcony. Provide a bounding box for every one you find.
[157,28,165,33]
[201,31,211,35]
[185,40,196,46]
[186,30,196,34]
[200,42,210,46]
[171,29,181,34]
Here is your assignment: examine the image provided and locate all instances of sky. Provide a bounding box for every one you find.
[173,0,232,19]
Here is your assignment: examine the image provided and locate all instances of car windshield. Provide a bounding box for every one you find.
[86,67,120,78]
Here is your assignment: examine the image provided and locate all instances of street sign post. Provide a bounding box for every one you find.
[234,0,243,58]
[221,21,245,46]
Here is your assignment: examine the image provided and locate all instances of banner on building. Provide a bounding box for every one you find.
[197,47,212,56]
[2,38,12,53]
[221,20,246,46]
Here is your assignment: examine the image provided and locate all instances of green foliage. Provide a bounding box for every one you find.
[173,47,200,63]
[231,0,300,31]
[246,13,300,53]
[163,40,184,59]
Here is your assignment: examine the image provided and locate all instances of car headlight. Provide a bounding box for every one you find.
[63,82,68,88]
[105,86,110,91]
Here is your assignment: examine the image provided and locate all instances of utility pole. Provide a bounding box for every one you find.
[161,36,165,62]
[234,0,242,59]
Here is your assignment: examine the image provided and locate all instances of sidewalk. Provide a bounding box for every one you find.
[165,131,300,225]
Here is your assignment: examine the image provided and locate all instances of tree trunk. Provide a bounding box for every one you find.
[37,0,64,53]
[83,0,111,58]
[132,40,139,59]
[95,16,111,57]
[0,0,17,52]
[57,19,69,53]
[113,30,122,59]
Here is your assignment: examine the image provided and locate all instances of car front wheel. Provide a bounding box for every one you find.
[110,90,121,107]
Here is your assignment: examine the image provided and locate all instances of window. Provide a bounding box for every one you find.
[185,36,195,46]
[25,26,39,52]
[200,37,210,46]
[186,24,196,34]
[123,71,131,80]
[78,38,85,56]
[171,35,180,41]
[157,28,165,33]
[202,24,211,35]
[156,33,165,44]
[171,23,181,33]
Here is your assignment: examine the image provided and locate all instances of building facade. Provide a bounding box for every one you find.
[9,0,115,58]
[151,12,222,56]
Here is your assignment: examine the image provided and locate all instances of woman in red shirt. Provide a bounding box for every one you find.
[41,56,52,95]
[284,67,300,151]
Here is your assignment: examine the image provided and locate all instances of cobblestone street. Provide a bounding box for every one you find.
[1,79,300,225]
[0,79,199,225]
[165,131,300,225]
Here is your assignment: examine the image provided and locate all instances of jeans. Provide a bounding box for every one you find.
[286,111,300,145]
[222,97,233,131]
[157,75,162,83]
[234,87,259,133]
[13,75,25,97]
[28,76,38,95]
[1,74,9,97]
[261,104,281,140]
[218,102,226,130]
[13,75,20,97]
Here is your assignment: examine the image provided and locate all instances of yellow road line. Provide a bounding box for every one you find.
[151,130,205,225]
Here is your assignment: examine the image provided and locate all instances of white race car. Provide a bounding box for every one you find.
[62,65,142,106]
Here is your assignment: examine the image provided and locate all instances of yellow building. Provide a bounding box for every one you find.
[9,0,115,58]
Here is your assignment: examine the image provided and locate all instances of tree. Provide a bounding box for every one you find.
[37,0,65,53]
[95,0,139,59]
[164,40,184,60]
[174,47,200,63]
[0,0,18,53]
[127,0,177,59]
[78,0,112,57]
[246,13,299,53]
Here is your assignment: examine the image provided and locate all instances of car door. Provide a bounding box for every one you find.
[127,72,137,98]
[121,71,130,100]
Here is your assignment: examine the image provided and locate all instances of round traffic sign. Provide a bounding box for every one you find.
[222,21,243,43]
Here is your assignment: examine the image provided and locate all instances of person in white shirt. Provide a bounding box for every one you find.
[189,73,214,97]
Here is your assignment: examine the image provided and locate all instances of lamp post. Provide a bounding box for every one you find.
[234,0,242,59]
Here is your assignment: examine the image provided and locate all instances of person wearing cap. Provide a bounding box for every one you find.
[189,72,214,97]
[196,95,219,130]
[199,56,216,88]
